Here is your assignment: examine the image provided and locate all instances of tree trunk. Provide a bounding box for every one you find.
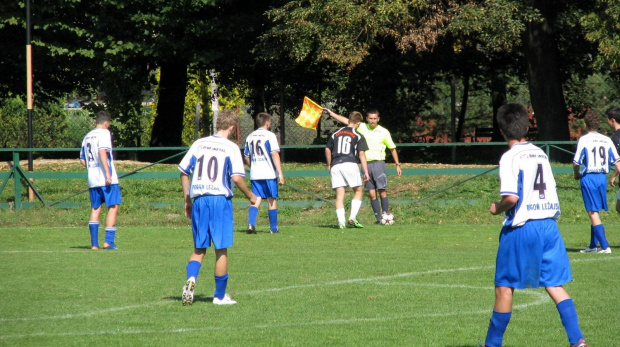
[491,75,507,142]
[150,60,188,146]
[455,75,470,142]
[523,2,569,141]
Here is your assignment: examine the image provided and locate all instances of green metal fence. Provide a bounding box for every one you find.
[0,142,577,210]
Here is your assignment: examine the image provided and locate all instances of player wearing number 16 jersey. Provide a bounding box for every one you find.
[482,103,585,347]
[178,109,256,306]
[572,110,620,254]
[243,112,284,234]
[325,111,369,229]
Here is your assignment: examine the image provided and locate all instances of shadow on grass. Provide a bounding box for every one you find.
[164,294,213,304]
[70,246,95,250]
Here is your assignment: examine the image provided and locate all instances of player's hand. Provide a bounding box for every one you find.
[249,193,257,205]
[279,177,285,186]
[105,177,112,185]
[611,176,617,188]
[396,166,402,177]
[489,202,500,215]
[184,201,192,219]
[363,172,370,182]
[574,173,581,180]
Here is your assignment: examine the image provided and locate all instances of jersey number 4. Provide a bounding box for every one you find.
[533,163,546,199]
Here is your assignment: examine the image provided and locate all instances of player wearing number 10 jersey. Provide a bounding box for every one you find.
[572,110,620,254]
[243,112,284,234]
[178,109,256,306]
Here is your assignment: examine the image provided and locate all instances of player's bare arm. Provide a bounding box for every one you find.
[325,147,332,171]
[611,162,620,187]
[271,151,285,185]
[323,109,349,125]
[572,164,581,180]
[98,148,112,185]
[243,155,251,167]
[180,173,192,219]
[359,151,370,182]
[80,159,87,168]
[489,195,519,215]
[391,148,402,177]
[232,174,257,205]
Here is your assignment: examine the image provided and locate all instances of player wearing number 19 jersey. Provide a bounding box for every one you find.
[483,103,585,347]
[243,112,284,234]
[572,110,620,254]
[178,109,256,306]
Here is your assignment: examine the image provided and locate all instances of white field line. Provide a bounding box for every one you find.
[0,256,616,339]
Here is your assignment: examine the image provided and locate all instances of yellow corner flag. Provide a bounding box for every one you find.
[295,96,323,130]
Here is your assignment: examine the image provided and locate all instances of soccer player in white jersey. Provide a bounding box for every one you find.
[572,110,620,254]
[324,108,401,224]
[79,111,121,250]
[325,111,370,229]
[483,103,586,347]
[243,112,284,234]
[178,109,256,306]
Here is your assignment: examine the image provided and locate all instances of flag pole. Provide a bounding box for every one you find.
[26,0,35,201]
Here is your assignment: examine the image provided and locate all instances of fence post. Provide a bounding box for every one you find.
[13,152,22,210]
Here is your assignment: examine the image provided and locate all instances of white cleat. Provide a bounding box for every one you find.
[579,246,597,253]
[213,293,237,305]
[598,247,612,254]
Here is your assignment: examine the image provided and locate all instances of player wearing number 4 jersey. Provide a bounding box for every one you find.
[325,111,369,229]
[178,109,256,306]
[572,110,620,254]
[79,111,121,250]
[244,112,284,234]
[482,103,586,347]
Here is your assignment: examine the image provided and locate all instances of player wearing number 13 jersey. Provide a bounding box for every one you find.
[572,110,620,254]
[178,110,256,306]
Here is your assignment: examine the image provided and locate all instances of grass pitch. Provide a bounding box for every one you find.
[1,222,618,346]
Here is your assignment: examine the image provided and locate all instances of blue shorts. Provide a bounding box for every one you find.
[251,179,279,199]
[89,184,122,209]
[580,173,608,212]
[495,219,572,289]
[191,195,234,250]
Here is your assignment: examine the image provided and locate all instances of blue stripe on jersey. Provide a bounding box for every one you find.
[503,170,525,226]
[178,155,197,175]
[264,140,277,173]
[222,156,233,196]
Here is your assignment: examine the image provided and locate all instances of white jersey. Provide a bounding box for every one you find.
[499,142,560,227]
[178,135,246,199]
[80,127,119,188]
[572,131,620,175]
[243,128,281,180]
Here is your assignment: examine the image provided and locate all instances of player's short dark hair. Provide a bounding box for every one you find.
[606,106,620,123]
[348,111,363,124]
[255,112,271,127]
[366,109,380,117]
[497,103,529,140]
[95,111,111,125]
[216,109,239,131]
[584,109,600,131]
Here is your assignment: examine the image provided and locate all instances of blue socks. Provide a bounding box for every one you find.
[248,206,258,227]
[104,227,116,245]
[485,311,511,347]
[268,209,278,231]
[214,273,229,300]
[589,226,596,249]
[186,260,201,280]
[557,299,584,345]
[89,221,99,247]
[592,224,609,250]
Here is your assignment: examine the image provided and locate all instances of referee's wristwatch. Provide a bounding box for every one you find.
[395,163,401,166]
